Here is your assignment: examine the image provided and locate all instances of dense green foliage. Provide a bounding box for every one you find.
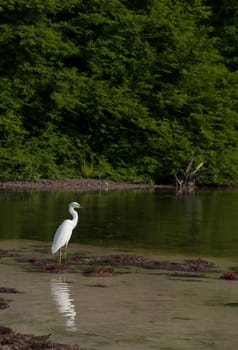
[1,0,238,184]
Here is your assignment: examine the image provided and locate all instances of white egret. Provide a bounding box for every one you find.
[51,201,82,265]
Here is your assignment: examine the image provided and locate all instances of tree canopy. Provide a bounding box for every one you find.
[0,0,238,184]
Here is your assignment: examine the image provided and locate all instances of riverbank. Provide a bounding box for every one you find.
[1,178,173,191]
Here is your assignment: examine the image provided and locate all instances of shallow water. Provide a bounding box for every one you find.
[2,188,238,349]
[1,239,238,350]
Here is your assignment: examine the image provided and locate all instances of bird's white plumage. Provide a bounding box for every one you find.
[52,220,74,254]
[51,202,81,255]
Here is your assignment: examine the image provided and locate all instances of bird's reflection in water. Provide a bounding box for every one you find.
[51,278,77,331]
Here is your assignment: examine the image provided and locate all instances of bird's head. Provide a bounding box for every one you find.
[69,201,82,209]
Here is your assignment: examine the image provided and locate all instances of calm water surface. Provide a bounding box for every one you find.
[1,188,238,350]
[0,188,238,257]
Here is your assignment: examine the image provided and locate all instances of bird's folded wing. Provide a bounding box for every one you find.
[51,219,72,254]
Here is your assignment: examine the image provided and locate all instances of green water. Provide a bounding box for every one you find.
[1,188,238,258]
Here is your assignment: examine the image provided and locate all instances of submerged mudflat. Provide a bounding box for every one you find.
[0,325,81,350]
[1,240,238,349]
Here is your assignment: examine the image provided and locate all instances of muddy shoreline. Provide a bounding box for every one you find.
[1,178,173,191]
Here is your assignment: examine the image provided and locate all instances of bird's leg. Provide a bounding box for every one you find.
[58,249,62,270]
[64,246,67,265]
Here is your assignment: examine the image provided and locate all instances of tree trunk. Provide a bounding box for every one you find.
[175,154,203,193]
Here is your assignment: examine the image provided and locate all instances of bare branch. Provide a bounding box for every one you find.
[191,162,204,176]
[185,153,194,176]
[175,175,183,186]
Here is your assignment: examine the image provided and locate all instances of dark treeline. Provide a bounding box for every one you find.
[1,0,238,184]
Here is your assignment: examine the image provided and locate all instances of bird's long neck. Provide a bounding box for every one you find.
[69,207,78,229]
